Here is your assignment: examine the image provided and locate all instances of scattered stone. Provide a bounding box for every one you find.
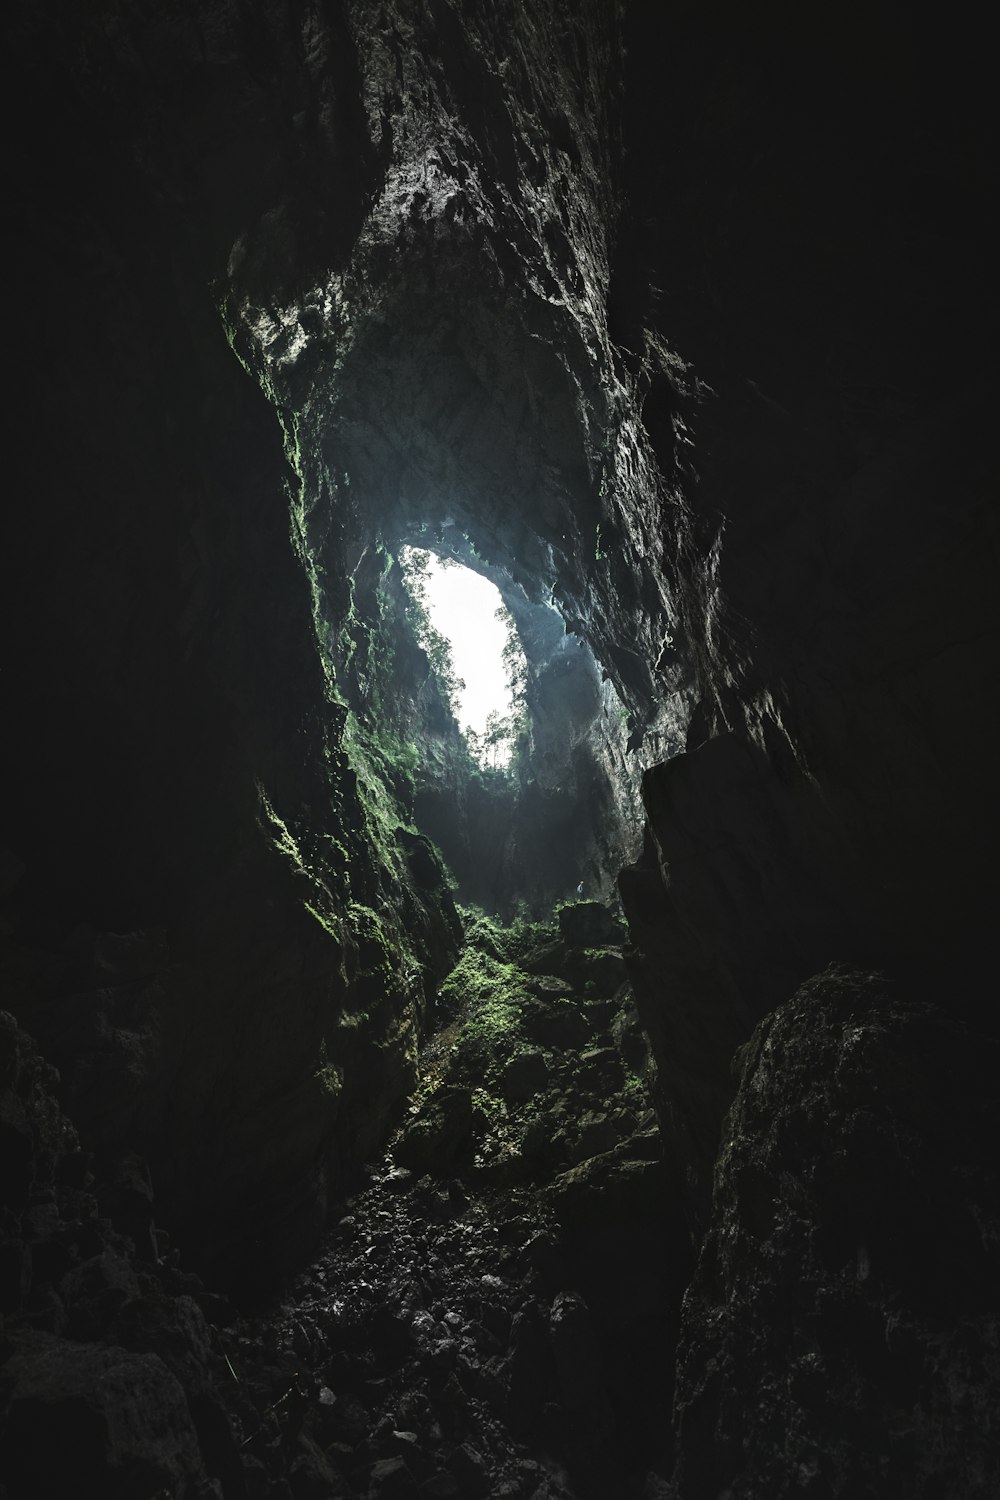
[420,1474,460,1498]
[520,999,591,1049]
[498,1049,549,1104]
[393,1089,474,1172]
[449,1440,492,1496]
[576,1046,623,1088]
[368,1454,420,1497]
[290,1432,345,1498]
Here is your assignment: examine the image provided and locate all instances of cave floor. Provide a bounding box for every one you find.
[214,914,683,1500]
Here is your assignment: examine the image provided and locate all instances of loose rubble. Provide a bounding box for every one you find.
[213,904,685,1499]
[1,904,686,1498]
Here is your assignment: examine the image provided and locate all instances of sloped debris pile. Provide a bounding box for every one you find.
[214,904,686,1500]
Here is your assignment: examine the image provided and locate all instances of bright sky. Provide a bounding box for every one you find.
[415,551,512,738]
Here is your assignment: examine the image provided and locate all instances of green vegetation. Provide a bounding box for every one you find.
[398,546,530,778]
[257,783,306,870]
[342,711,417,875]
[622,1070,649,1107]
[436,905,564,1083]
[436,934,535,1083]
[397,546,466,715]
[346,901,401,1007]
[465,602,530,774]
[457,904,556,964]
[386,900,657,1190]
[313,1038,343,1098]
[304,902,340,940]
[439,948,524,1033]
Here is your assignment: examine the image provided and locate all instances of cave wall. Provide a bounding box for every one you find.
[219,0,999,1201]
[615,0,999,1213]
[386,529,645,914]
[2,1,998,1488]
[667,967,1000,1498]
[2,0,465,1290]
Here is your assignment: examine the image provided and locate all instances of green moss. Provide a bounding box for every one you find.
[439,948,529,1080]
[341,712,420,875]
[471,1086,508,1125]
[503,915,558,961]
[318,833,351,870]
[304,902,340,940]
[622,1070,650,1108]
[456,905,505,959]
[347,901,393,972]
[313,1039,343,1098]
[457,905,556,965]
[257,783,306,870]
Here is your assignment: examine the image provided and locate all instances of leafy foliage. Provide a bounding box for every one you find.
[464,603,529,773]
[457,903,556,963]
[398,546,465,714]
[398,545,530,777]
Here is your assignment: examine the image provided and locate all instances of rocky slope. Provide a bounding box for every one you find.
[671,967,1000,1499]
[2,1,998,1495]
[1,908,682,1499]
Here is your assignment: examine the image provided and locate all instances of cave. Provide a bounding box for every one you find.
[1,3,997,1497]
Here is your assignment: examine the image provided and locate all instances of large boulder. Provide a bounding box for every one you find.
[0,1331,208,1498]
[670,967,1000,1500]
[557,902,616,950]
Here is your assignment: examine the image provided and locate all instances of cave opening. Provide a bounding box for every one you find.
[324,507,645,923]
[3,3,996,1499]
[398,544,527,771]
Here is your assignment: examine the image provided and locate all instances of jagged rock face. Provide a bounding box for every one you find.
[222,0,689,901]
[2,0,469,1286]
[0,1011,242,1495]
[341,538,640,915]
[616,2,1000,1204]
[1,3,997,1490]
[226,0,998,1131]
[670,968,1000,1499]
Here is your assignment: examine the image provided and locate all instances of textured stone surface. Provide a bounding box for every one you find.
[4,0,994,1250]
[616,0,1000,1206]
[1,2,997,1495]
[0,1331,206,1498]
[669,968,1000,1499]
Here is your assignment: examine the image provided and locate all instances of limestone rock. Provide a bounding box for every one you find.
[557,901,616,949]
[498,1050,549,1105]
[0,1330,207,1497]
[669,968,1000,1499]
[392,1089,475,1173]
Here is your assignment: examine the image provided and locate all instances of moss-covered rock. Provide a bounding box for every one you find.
[557,900,617,949]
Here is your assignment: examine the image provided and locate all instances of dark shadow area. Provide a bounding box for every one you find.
[1,1,997,1497]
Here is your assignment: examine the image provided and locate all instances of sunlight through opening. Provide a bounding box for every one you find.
[399,547,527,768]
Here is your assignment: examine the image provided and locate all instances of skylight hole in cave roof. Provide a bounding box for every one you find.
[399,546,527,767]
